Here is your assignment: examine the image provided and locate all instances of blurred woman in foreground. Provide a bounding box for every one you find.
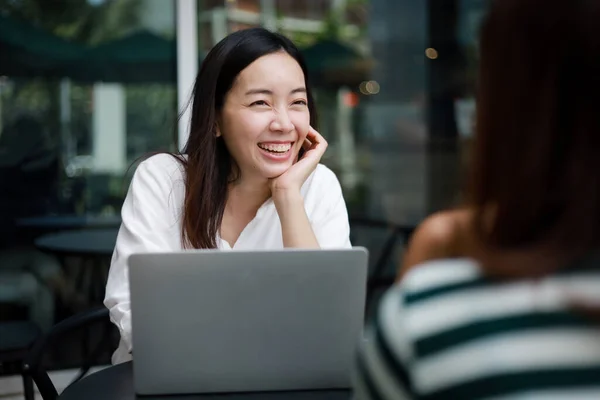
[354,0,600,398]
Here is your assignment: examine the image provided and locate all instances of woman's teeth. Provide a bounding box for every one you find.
[258,143,292,153]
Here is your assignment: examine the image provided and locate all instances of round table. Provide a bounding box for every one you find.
[34,228,119,257]
[34,228,119,305]
[59,362,352,400]
[17,214,121,228]
[34,228,120,367]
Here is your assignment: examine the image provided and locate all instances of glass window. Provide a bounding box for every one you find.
[197,0,489,307]
[0,0,177,369]
[0,0,491,378]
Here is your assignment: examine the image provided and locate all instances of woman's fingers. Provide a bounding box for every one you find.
[306,126,328,152]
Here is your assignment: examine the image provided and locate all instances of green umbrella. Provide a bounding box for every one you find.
[0,14,86,78]
[68,30,178,84]
[301,39,371,87]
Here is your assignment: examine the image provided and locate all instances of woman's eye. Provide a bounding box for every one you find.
[293,100,308,106]
[251,100,268,106]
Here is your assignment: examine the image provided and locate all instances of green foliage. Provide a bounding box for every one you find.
[0,0,142,44]
[283,29,318,48]
[125,84,177,158]
[317,10,343,41]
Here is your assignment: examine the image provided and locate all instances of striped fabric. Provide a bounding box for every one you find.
[354,257,600,400]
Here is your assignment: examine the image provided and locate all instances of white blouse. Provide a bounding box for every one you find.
[104,154,352,364]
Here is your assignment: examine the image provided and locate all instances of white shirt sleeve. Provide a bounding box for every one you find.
[309,165,352,249]
[104,155,184,361]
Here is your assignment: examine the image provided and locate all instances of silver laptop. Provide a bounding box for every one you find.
[128,248,368,396]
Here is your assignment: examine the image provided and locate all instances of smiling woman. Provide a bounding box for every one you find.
[103,28,352,365]
[217,52,311,185]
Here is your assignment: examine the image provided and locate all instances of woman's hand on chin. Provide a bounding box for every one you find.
[269,126,327,203]
[268,127,324,249]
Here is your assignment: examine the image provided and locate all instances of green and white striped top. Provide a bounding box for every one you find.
[354,257,600,400]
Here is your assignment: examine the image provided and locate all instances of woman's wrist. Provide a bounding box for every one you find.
[272,188,304,213]
[272,188,319,248]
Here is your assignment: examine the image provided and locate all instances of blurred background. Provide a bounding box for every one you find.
[0,0,484,377]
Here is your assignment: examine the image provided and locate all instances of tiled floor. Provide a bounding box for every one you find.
[0,366,108,400]
[0,393,42,400]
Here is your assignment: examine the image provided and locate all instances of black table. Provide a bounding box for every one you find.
[16,215,122,238]
[34,228,119,258]
[59,362,352,400]
[34,229,120,360]
[35,228,119,302]
[17,214,122,229]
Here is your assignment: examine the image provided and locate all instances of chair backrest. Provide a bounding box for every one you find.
[24,307,110,400]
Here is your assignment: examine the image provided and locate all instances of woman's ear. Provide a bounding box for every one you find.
[215,114,222,137]
[215,120,222,137]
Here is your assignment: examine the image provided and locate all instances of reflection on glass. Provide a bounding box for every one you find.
[0,0,177,369]
[197,0,489,301]
[0,0,491,374]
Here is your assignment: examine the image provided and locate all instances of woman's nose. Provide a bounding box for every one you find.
[270,110,295,133]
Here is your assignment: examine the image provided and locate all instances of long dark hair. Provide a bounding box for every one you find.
[176,28,317,249]
[467,0,600,254]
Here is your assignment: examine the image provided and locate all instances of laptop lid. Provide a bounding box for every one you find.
[128,248,368,395]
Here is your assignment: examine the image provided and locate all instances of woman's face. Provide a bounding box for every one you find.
[219,51,310,181]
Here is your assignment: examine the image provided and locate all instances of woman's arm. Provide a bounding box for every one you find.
[104,155,183,360]
[273,189,320,248]
[273,165,351,249]
[270,127,352,249]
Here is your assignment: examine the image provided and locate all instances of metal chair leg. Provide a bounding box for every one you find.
[22,372,35,400]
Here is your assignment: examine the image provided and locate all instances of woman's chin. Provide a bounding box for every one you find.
[260,165,291,180]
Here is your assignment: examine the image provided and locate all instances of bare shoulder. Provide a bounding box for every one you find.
[398,209,471,279]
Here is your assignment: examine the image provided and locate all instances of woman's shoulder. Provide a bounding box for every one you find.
[313,163,339,180]
[127,153,187,203]
[409,209,471,252]
[304,163,341,191]
[125,153,187,212]
[400,209,474,277]
[300,164,344,204]
[136,153,186,181]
